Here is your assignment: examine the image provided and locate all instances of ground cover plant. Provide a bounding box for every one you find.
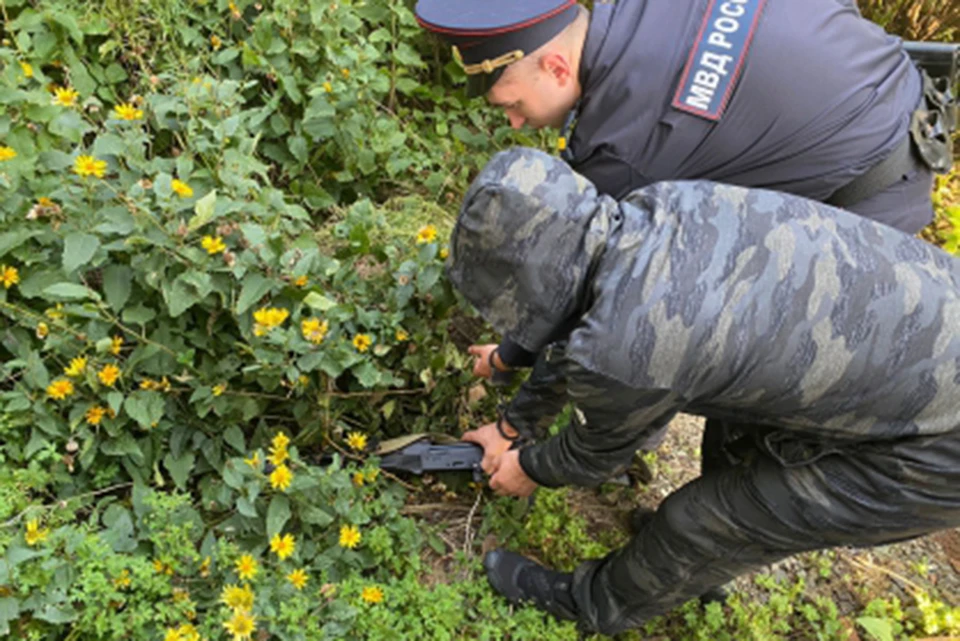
[0,1,958,639]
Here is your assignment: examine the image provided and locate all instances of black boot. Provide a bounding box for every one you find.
[627,507,729,607]
[483,549,579,622]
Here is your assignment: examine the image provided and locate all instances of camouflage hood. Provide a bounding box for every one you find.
[446,148,622,354]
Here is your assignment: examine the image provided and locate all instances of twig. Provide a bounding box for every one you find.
[463,490,482,559]
[2,482,133,528]
[400,503,472,515]
[846,554,926,594]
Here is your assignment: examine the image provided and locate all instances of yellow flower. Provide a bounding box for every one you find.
[272,432,290,451]
[287,568,308,590]
[200,556,212,578]
[36,322,49,339]
[439,248,449,260]
[270,533,296,560]
[46,379,75,400]
[220,583,254,611]
[361,585,384,604]
[178,624,201,641]
[172,179,194,198]
[46,304,65,320]
[212,383,227,397]
[244,451,261,469]
[293,275,308,287]
[352,333,372,353]
[0,146,16,161]
[201,235,225,254]
[98,364,121,386]
[253,307,289,336]
[110,335,124,355]
[395,329,409,342]
[352,471,365,487]
[269,464,293,491]
[322,81,333,93]
[301,317,329,344]
[1,265,19,288]
[416,224,438,245]
[346,431,368,452]
[223,610,256,640]
[64,356,87,377]
[164,628,183,641]
[113,569,132,589]
[25,519,49,546]
[210,34,223,50]
[339,524,361,549]
[268,446,287,466]
[73,154,107,178]
[235,554,258,581]
[556,136,568,152]
[86,406,107,426]
[113,103,143,121]
[51,86,79,107]
[19,61,33,78]
[341,68,350,78]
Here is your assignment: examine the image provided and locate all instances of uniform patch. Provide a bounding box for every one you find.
[672,0,767,121]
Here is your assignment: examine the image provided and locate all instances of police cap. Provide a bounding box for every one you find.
[415,0,580,97]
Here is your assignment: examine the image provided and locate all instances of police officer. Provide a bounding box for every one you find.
[417,0,957,529]
[446,147,960,635]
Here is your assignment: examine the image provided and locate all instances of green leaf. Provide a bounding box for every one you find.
[0,230,41,259]
[856,617,894,641]
[223,426,245,453]
[236,496,258,518]
[43,282,96,300]
[107,391,124,415]
[222,459,245,490]
[266,494,291,538]
[102,265,132,311]
[92,133,127,157]
[0,597,19,636]
[301,505,334,527]
[164,452,195,490]
[353,361,380,388]
[100,434,144,460]
[187,190,217,232]
[104,62,128,84]
[124,391,165,429]
[239,223,266,248]
[35,604,77,624]
[304,291,336,311]
[237,274,273,314]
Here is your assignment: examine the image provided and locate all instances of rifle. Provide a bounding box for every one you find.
[376,434,485,482]
[904,41,958,85]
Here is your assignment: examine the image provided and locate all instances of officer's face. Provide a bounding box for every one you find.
[487,55,579,130]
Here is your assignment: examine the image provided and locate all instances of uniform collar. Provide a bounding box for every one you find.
[562,1,617,161]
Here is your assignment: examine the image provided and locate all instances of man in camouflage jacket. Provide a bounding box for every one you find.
[446,147,960,636]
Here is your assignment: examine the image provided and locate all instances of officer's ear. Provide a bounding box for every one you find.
[539,52,574,87]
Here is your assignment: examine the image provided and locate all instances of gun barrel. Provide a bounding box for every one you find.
[904,41,958,82]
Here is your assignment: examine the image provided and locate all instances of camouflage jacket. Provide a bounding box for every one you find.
[446,148,960,488]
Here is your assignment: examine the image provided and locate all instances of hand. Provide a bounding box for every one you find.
[489,449,538,497]
[462,421,517,474]
[467,344,508,379]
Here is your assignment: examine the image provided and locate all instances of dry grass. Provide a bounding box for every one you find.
[859,0,960,41]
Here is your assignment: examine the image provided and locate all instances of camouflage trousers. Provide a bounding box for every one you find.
[570,423,960,635]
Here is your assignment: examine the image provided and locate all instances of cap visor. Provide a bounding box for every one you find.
[465,69,503,98]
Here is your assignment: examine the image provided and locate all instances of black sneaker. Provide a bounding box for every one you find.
[483,549,579,622]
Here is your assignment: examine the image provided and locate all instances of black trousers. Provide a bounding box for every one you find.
[570,422,960,635]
